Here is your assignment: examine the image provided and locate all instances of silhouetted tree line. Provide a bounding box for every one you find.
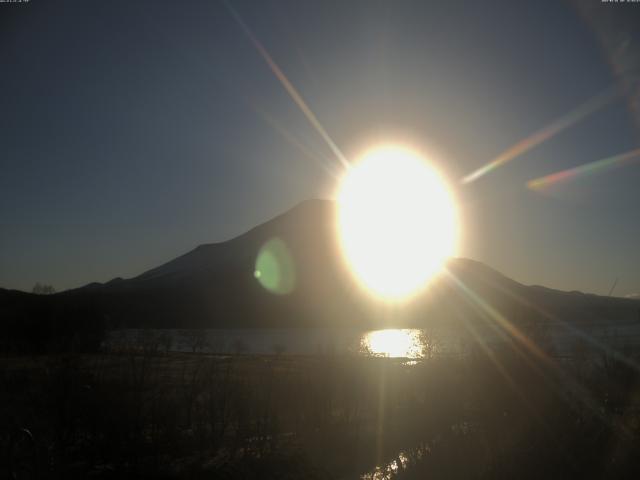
[31,283,56,295]
[2,336,640,479]
[3,299,107,354]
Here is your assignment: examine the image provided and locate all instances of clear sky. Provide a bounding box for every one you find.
[1,0,639,296]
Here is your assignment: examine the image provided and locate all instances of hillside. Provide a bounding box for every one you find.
[2,200,639,330]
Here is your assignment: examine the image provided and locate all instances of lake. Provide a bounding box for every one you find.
[104,322,640,359]
[105,328,445,358]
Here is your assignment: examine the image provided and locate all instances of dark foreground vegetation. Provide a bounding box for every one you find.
[2,338,640,479]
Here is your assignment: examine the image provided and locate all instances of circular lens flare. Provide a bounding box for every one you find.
[254,238,296,295]
[337,146,458,300]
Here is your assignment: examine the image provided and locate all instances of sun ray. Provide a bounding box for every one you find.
[445,269,553,366]
[489,272,640,373]
[443,269,579,438]
[224,1,349,170]
[447,267,640,432]
[252,104,342,178]
[527,146,640,191]
[462,87,620,184]
[444,278,551,430]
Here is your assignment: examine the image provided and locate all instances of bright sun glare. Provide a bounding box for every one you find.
[363,329,423,358]
[337,146,458,300]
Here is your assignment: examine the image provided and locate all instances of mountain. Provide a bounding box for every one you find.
[2,199,639,332]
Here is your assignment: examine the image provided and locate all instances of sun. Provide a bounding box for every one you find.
[336,145,458,300]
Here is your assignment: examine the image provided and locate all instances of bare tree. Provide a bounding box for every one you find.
[186,330,208,354]
[32,283,56,295]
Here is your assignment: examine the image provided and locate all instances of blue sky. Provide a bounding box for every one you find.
[1,0,639,296]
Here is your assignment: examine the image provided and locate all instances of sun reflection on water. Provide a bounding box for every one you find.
[362,329,424,358]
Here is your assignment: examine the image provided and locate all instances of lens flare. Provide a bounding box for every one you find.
[254,238,296,295]
[225,1,348,170]
[337,146,458,300]
[527,147,640,191]
[462,87,619,184]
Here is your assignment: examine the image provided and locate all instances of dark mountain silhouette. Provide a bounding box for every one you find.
[2,199,639,332]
